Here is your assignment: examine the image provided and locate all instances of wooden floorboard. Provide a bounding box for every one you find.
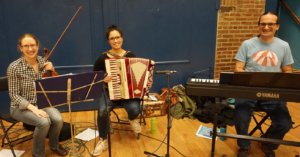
[1,102,300,157]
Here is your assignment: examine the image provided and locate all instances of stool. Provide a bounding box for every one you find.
[249,107,270,136]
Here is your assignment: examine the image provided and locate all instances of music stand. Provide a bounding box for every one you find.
[33,71,104,156]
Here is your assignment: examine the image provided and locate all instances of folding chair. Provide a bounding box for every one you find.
[110,100,146,139]
[0,76,33,157]
[249,106,270,136]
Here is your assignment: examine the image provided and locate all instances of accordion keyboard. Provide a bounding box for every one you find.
[105,57,155,100]
[106,59,121,100]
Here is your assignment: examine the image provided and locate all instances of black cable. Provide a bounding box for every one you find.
[140,133,186,157]
[292,124,300,129]
[145,78,182,157]
[253,112,271,126]
[0,127,32,142]
[253,112,267,117]
[111,127,185,157]
[0,121,186,156]
[63,123,94,156]
[78,139,94,156]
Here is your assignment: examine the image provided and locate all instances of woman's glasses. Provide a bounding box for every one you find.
[109,36,121,41]
[21,44,38,50]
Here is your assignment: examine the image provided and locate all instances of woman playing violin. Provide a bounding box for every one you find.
[7,33,68,157]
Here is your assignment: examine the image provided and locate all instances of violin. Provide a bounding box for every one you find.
[41,6,82,78]
[42,47,59,77]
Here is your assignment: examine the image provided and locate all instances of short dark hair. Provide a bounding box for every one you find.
[105,24,123,40]
[257,12,279,37]
[258,11,279,25]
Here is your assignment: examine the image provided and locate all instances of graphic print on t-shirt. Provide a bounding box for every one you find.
[252,50,278,67]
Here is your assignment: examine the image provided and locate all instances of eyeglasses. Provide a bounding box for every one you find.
[109,36,121,41]
[259,23,278,28]
[21,44,38,50]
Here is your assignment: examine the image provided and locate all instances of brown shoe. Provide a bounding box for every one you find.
[51,145,69,156]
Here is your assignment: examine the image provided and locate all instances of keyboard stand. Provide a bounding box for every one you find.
[210,97,300,157]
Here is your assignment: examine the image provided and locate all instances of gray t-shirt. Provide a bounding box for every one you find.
[235,37,293,72]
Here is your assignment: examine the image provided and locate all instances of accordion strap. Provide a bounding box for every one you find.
[105,51,130,58]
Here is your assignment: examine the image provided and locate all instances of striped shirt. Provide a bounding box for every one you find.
[7,56,46,109]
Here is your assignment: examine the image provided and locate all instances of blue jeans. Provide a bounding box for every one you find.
[234,99,293,150]
[11,107,63,157]
[97,89,141,140]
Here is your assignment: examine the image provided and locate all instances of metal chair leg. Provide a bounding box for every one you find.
[109,120,114,134]
[137,100,144,140]
[0,119,16,157]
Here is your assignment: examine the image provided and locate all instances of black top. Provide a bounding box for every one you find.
[93,51,136,71]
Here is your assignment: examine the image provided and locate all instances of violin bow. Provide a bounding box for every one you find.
[41,6,82,76]
[44,6,83,63]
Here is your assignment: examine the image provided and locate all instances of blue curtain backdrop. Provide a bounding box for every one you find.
[0,0,219,113]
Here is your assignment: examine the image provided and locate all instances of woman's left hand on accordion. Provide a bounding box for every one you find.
[104,75,112,83]
[147,81,153,89]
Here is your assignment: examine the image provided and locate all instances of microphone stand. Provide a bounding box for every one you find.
[165,72,171,157]
[147,71,174,157]
[103,84,112,157]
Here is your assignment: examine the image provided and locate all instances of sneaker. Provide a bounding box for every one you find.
[129,120,142,133]
[259,142,275,157]
[92,139,108,156]
[237,148,250,157]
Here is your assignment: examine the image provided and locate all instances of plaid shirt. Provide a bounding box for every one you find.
[7,56,46,109]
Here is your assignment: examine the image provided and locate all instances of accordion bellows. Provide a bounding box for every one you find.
[105,57,155,100]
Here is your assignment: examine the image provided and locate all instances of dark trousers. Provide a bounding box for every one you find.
[234,99,293,150]
[96,89,141,140]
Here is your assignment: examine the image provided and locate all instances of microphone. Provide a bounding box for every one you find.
[104,73,108,77]
[155,70,177,74]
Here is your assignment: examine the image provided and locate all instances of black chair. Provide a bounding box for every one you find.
[0,76,33,157]
[110,100,146,139]
[249,106,270,136]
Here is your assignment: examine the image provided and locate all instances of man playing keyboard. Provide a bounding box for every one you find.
[234,12,294,157]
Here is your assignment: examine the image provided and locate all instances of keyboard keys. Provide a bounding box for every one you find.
[190,78,219,84]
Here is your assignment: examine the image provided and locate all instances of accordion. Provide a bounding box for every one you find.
[105,57,155,100]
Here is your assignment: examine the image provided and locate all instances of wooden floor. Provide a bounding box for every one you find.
[1,102,300,157]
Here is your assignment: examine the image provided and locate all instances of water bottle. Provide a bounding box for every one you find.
[219,124,227,141]
[151,117,157,134]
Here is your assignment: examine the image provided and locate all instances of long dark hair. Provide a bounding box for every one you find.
[105,24,123,39]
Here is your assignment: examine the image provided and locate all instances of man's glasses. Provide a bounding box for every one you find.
[259,23,278,28]
[109,36,121,41]
[21,44,38,50]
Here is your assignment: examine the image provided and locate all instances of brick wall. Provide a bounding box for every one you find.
[214,0,266,79]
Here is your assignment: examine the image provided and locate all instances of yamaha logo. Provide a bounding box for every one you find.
[256,92,279,99]
[257,93,262,97]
